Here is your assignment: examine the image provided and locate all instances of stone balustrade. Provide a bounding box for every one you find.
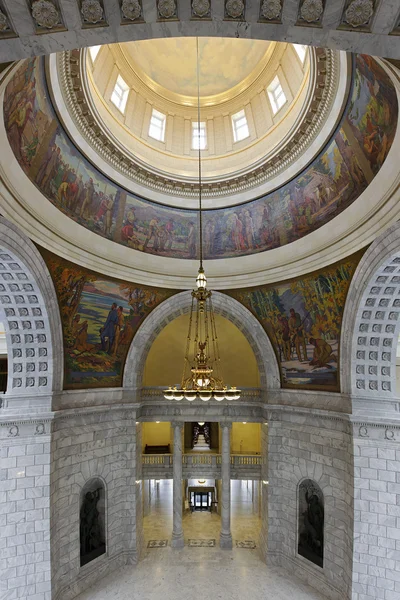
[142,453,262,480]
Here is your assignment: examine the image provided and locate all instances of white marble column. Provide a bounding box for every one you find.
[219,422,233,549]
[171,421,184,548]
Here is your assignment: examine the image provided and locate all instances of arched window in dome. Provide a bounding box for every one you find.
[231,109,249,143]
[111,75,129,114]
[149,108,166,142]
[192,121,207,150]
[298,479,324,568]
[267,75,287,115]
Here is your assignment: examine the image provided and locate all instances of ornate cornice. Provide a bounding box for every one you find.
[55,46,341,200]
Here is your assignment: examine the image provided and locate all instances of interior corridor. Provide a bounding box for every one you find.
[143,479,261,544]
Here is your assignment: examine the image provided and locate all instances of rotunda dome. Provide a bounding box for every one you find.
[0,40,399,289]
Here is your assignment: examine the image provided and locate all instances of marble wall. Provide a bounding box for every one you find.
[50,408,139,600]
[352,422,400,600]
[267,409,354,600]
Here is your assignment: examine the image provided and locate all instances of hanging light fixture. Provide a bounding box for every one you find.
[164,39,240,403]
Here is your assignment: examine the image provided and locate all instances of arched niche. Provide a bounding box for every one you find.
[341,221,400,410]
[123,290,280,393]
[80,477,107,567]
[298,479,324,568]
[0,216,63,411]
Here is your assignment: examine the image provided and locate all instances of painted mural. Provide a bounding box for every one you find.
[226,251,364,391]
[41,249,177,388]
[4,55,398,261]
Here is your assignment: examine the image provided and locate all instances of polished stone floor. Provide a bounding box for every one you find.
[143,479,261,544]
[75,480,328,600]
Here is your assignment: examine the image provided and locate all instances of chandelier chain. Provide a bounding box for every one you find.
[196,37,203,269]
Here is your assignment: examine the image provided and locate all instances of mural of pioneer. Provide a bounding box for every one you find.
[3,55,397,260]
[41,248,177,388]
[226,251,364,391]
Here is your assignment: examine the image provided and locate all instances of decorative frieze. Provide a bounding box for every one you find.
[191,0,211,19]
[121,0,142,21]
[341,0,375,30]
[259,0,282,22]
[225,0,245,20]
[297,0,325,25]
[157,0,177,20]
[80,0,106,25]
[31,0,61,29]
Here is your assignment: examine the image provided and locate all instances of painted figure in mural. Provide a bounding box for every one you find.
[204,219,215,257]
[6,81,36,165]
[288,308,308,362]
[100,302,118,353]
[243,209,255,250]
[103,195,114,237]
[308,338,337,368]
[164,218,175,250]
[80,178,95,219]
[36,145,60,195]
[187,221,196,258]
[230,212,246,252]
[276,314,291,361]
[143,217,160,251]
[112,306,124,357]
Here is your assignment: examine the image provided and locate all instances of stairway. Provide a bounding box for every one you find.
[194,433,209,451]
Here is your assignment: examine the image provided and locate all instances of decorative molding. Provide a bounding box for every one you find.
[31,0,60,29]
[81,0,105,24]
[259,0,282,22]
[298,0,324,25]
[0,6,10,33]
[157,0,177,20]
[191,0,211,19]
[56,47,338,200]
[342,0,374,29]
[225,0,245,20]
[120,0,142,21]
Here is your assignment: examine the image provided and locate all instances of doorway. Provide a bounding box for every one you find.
[190,490,212,511]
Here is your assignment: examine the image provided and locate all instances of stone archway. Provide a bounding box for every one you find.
[123,290,280,393]
[341,221,400,409]
[0,216,63,411]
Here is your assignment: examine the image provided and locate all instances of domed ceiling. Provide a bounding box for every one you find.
[0,41,399,289]
[122,37,270,100]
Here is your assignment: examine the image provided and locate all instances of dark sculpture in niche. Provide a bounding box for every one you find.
[80,479,106,566]
[298,479,324,568]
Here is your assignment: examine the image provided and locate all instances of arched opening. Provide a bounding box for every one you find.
[80,478,107,567]
[0,217,63,408]
[298,479,324,568]
[140,311,262,549]
[124,290,279,393]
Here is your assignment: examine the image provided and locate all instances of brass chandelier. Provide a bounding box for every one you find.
[164,39,240,403]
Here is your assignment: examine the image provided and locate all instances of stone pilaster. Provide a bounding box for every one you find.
[135,421,145,561]
[171,421,184,548]
[259,422,268,560]
[219,422,232,549]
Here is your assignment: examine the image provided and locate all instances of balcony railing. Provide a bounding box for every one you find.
[142,453,262,479]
